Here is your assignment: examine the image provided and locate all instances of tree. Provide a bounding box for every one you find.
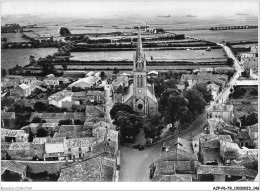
[226,58,234,67]
[37,58,54,74]
[101,71,105,79]
[112,111,142,142]
[29,55,36,65]
[60,27,71,36]
[183,89,207,119]
[250,89,258,98]
[74,119,84,125]
[59,119,72,126]
[34,102,48,112]
[110,103,136,120]
[113,67,119,75]
[159,88,189,130]
[242,113,258,126]
[193,83,212,103]
[31,117,42,123]
[154,77,177,98]
[36,128,49,137]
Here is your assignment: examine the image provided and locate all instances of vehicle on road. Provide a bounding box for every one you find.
[138,144,144,151]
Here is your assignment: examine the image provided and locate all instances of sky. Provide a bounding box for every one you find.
[1,0,259,18]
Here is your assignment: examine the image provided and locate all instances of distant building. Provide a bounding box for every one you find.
[1,111,16,129]
[48,90,73,108]
[206,104,234,124]
[10,83,31,97]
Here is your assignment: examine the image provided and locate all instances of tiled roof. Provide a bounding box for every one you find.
[210,104,233,112]
[1,160,27,175]
[65,138,95,148]
[49,90,73,102]
[207,84,220,91]
[8,142,31,150]
[1,111,15,119]
[202,148,221,164]
[58,155,115,182]
[46,137,66,144]
[220,140,240,159]
[1,142,12,150]
[237,130,250,139]
[32,137,47,144]
[56,125,84,132]
[30,112,85,121]
[85,105,104,115]
[85,117,107,123]
[86,90,104,96]
[153,174,192,182]
[1,128,26,137]
[54,130,92,138]
[93,121,110,129]
[19,83,30,90]
[72,91,86,97]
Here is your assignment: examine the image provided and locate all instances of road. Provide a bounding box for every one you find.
[119,44,244,181]
[104,82,116,130]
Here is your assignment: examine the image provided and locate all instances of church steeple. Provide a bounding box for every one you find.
[134,25,146,71]
[136,26,143,61]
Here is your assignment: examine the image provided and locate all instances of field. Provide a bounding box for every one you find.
[1,32,29,42]
[1,48,57,70]
[70,49,226,62]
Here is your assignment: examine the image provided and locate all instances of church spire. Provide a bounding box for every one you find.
[136,24,143,62]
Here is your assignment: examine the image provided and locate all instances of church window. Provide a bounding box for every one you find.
[140,75,143,87]
[138,104,143,110]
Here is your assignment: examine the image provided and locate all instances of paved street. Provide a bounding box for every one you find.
[104,83,116,130]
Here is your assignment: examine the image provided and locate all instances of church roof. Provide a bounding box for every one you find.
[122,84,133,103]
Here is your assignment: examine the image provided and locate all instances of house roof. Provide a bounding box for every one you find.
[65,137,95,148]
[85,105,104,115]
[49,90,73,102]
[46,137,66,144]
[163,137,197,160]
[220,140,240,159]
[1,160,27,175]
[86,90,104,96]
[69,76,100,88]
[93,121,110,129]
[55,125,84,132]
[19,83,30,89]
[8,142,31,150]
[30,112,85,121]
[153,174,192,182]
[32,137,47,144]
[44,152,67,158]
[58,155,116,182]
[85,117,107,123]
[207,83,220,91]
[210,104,233,112]
[72,91,86,97]
[202,148,221,164]
[237,129,250,140]
[1,128,26,137]
[1,111,15,119]
[54,130,92,139]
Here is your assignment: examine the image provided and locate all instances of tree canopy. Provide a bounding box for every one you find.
[60,27,71,36]
[159,88,189,130]
[183,89,207,119]
[193,83,213,103]
[36,128,49,137]
[112,111,142,142]
[110,103,136,119]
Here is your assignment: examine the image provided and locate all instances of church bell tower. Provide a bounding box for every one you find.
[133,26,147,115]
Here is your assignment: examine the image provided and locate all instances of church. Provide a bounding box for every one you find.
[112,28,158,116]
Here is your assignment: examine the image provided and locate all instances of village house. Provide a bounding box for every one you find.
[68,76,101,89]
[48,90,73,108]
[43,75,69,86]
[85,105,105,118]
[86,90,105,104]
[1,128,28,143]
[44,137,67,161]
[1,111,16,129]
[206,117,239,139]
[31,137,47,160]
[71,91,87,103]
[58,154,117,182]
[3,75,22,88]
[206,104,234,124]
[219,139,240,165]
[10,83,31,97]
[161,137,198,161]
[1,160,27,181]
[15,99,48,110]
[64,137,96,160]
[29,112,86,123]
[21,123,58,135]
[1,142,33,160]
[246,123,258,149]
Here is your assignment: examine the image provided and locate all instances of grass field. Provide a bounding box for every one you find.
[1,32,29,42]
[70,49,226,62]
[1,48,57,70]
